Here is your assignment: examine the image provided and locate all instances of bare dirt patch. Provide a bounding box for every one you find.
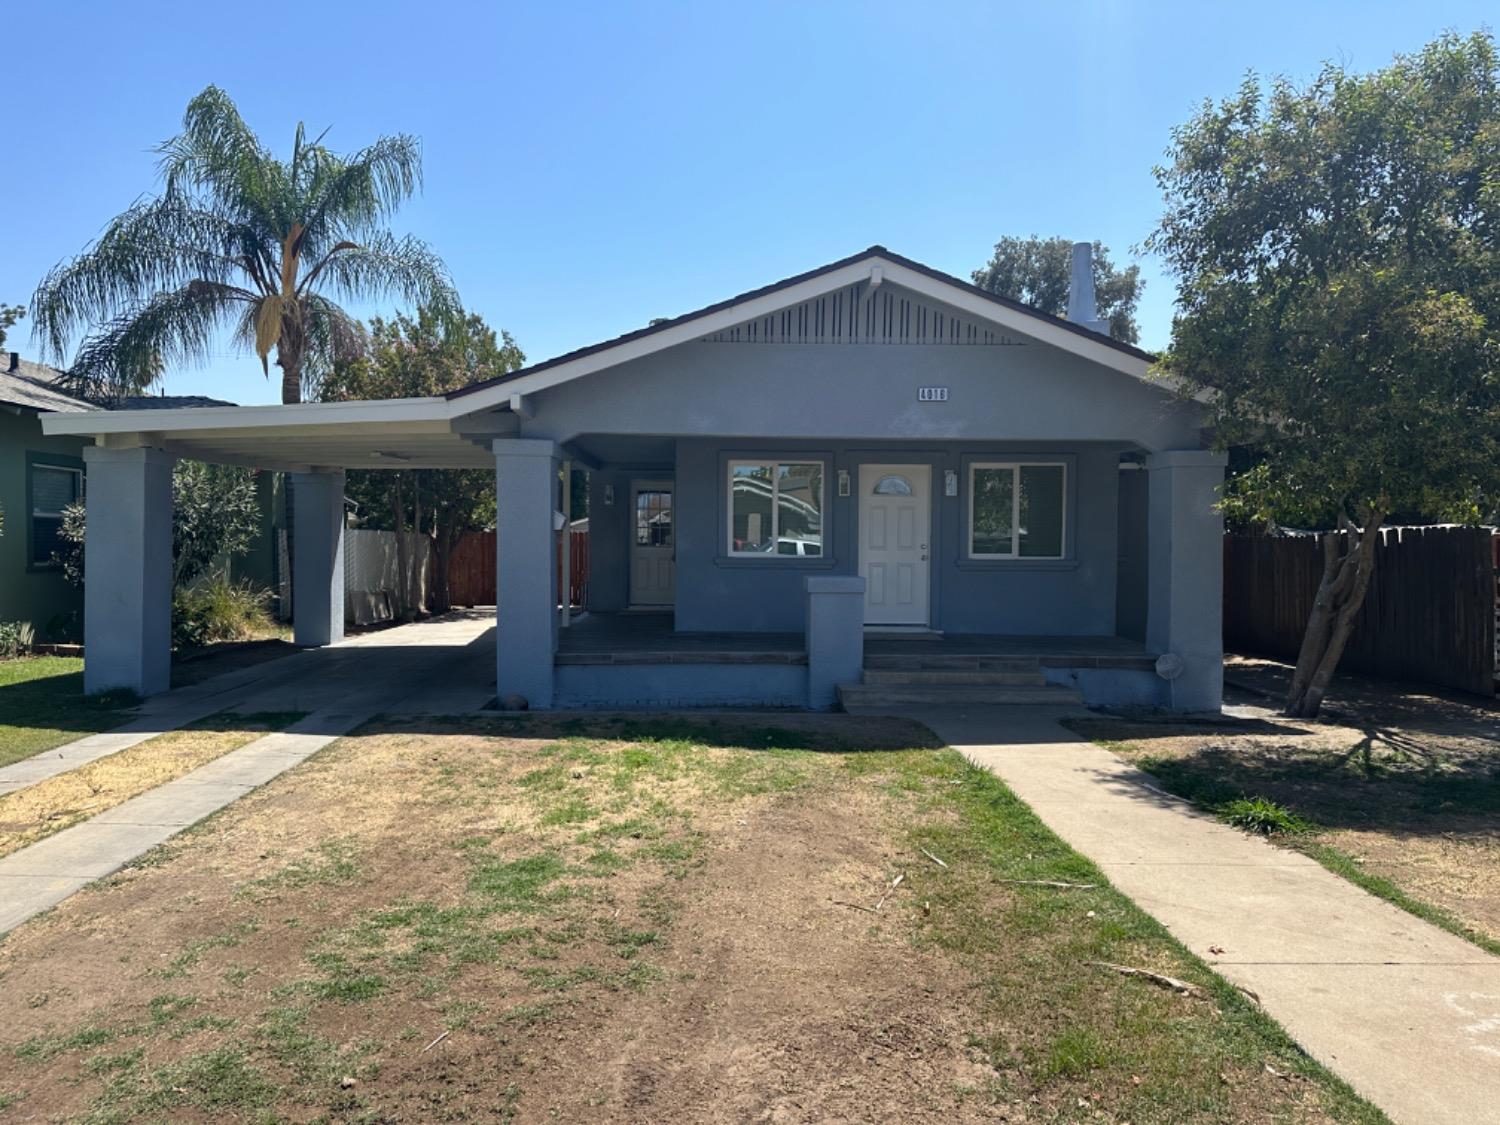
[0,712,1378,1122]
[1071,656,1500,949]
[0,711,303,859]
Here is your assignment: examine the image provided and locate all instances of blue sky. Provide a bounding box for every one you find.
[4,1,1493,405]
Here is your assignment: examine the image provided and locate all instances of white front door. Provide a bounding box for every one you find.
[629,480,676,607]
[858,464,931,626]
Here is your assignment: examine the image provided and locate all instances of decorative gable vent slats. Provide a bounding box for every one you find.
[701,285,1024,346]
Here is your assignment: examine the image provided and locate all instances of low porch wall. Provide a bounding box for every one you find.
[553,663,809,709]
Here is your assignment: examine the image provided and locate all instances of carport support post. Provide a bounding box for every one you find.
[805,576,866,710]
[494,438,560,709]
[1145,450,1228,711]
[290,469,346,647]
[82,445,175,697]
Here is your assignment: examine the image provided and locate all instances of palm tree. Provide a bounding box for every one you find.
[32,86,458,403]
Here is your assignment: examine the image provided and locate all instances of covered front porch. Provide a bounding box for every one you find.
[553,609,1162,710]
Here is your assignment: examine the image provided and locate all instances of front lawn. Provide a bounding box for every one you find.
[1068,658,1500,955]
[0,714,1381,1122]
[0,657,136,769]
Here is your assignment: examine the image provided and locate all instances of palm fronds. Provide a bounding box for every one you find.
[31,84,457,403]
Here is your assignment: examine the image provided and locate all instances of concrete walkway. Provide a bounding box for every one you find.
[898,705,1500,1125]
[0,612,496,934]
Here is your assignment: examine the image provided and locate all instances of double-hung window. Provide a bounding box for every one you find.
[727,460,824,557]
[968,462,1066,559]
[30,461,83,567]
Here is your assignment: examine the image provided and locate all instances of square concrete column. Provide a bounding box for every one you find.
[290,470,346,647]
[495,438,560,709]
[1145,450,1228,711]
[82,445,175,697]
[805,576,866,710]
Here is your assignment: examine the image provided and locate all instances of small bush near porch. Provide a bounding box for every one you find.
[0,715,1379,1122]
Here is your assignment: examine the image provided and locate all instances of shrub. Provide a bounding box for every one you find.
[1220,796,1311,836]
[173,579,274,648]
[0,621,33,659]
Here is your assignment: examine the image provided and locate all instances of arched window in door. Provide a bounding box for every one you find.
[871,474,913,496]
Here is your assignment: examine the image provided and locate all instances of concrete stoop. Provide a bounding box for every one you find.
[838,659,1082,708]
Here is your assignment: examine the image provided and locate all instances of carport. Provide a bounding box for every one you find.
[41,395,538,698]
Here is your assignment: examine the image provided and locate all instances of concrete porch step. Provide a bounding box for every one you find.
[863,654,1043,672]
[836,682,1083,709]
[861,669,1047,686]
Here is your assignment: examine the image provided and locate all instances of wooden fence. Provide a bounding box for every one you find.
[446,529,589,609]
[1223,527,1498,697]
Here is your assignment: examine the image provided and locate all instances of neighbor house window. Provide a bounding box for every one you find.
[728,460,824,557]
[30,462,82,567]
[968,462,1065,559]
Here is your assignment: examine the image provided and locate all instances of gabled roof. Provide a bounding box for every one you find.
[0,358,97,414]
[447,245,1156,412]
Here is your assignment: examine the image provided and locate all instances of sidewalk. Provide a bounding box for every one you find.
[898,704,1500,1125]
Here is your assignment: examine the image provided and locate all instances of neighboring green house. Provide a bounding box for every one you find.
[0,354,94,642]
[1,353,245,643]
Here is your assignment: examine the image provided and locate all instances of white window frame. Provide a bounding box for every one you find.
[726,458,826,558]
[967,461,1067,560]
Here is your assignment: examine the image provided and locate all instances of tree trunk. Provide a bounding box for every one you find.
[1283,511,1386,718]
[409,479,425,617]
[430,516,459,615]
[389,474,413,623]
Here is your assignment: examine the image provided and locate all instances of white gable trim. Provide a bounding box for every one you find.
[448,253,1156,417]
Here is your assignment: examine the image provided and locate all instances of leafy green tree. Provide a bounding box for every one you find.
[0,303,23,350]
[54,462,261,590]
[322,306,525,613]
[972,236,1143,343]
[1147,31,1500,718]
[31,86,458,403]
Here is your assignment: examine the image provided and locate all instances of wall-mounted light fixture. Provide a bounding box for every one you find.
[604,483,615,506]
[837,469,851,497]
[944,469,958,497]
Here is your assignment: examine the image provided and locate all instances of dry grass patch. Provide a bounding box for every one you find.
[0,713,1381,1122]
[0,711,304,859]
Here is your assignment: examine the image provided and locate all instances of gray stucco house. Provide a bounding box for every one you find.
[44,246,1226,711]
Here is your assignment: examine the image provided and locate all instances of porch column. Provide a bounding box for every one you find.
[291,469,346,647]
[494,438,560,708]
[1145,449,1228,711]
[82,445,175,696]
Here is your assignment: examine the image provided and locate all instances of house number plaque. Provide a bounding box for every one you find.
[917,386,949,402]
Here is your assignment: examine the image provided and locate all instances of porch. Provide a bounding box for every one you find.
[552,610,1162,710]
[557,611,1153,669]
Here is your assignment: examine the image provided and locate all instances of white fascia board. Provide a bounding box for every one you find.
[873,259,1154,379]
[39,395,456,437]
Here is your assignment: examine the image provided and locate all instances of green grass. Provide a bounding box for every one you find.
[0,656,137,767]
